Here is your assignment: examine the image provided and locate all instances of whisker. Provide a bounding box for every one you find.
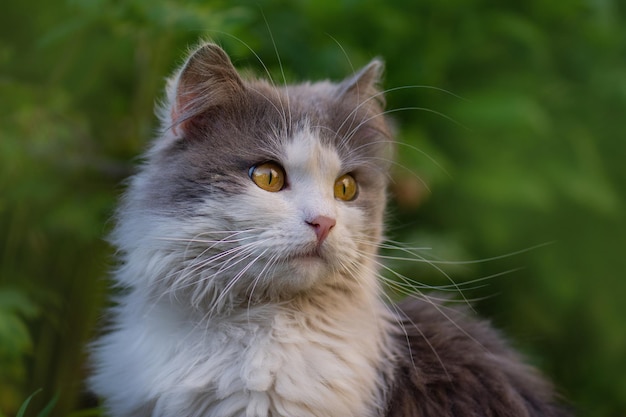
[261,10,293,133]
[204,29,291,141]
[337,118,452,188]
[345,255,451,378]
[380,84,470,102]
[245,252,283,320]
[160,237,261,287]
[206,247,271,319]
[335,84,467,152]
[355,240,475,312]
[247,84,290,135]
[378,239,555,265]
[325,33,356,75]
[205,31,277,87]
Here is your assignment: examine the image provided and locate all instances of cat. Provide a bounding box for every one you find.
[88,42,572,417]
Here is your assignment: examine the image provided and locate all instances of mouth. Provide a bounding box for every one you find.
[286,246,326,262]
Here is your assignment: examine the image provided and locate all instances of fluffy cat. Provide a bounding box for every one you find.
[89,42,571,417]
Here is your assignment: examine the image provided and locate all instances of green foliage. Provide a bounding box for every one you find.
[1,0,624,415]
[0,290,39,412]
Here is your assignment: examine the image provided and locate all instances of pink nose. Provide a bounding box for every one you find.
[306,215,336,244]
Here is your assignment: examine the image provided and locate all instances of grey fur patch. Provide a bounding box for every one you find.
[383,298,573,417]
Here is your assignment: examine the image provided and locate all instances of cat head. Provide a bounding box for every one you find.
[114,43,394,311]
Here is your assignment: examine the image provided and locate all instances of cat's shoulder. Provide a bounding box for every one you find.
[384,297,572,417]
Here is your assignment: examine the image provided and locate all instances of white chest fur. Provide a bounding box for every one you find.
[91,289,392,417]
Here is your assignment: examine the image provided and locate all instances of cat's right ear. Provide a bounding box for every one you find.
[337,59,385,106]
[167,43,244,137]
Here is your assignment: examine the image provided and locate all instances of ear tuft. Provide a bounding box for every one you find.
[169,43,244,136]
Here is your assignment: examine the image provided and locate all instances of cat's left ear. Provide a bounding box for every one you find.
[337,59,385,105]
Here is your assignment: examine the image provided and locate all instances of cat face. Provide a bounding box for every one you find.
[116,44,393,310]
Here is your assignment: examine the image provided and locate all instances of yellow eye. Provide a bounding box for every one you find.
[249,162,286,192]
[334,174,358,201]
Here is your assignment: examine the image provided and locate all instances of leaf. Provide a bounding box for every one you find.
[0,288,39,317]
[11,390,58,417]
[36,393,58,417]
[15,389,41,417]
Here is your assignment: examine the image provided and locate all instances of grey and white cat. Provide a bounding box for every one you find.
[89,42,571,417]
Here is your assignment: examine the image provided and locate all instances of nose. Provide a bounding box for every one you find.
[306,215,336,244]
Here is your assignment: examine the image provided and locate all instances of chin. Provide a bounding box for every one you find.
[264,255,334,297]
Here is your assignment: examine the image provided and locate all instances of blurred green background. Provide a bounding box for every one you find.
[1,0,625,416]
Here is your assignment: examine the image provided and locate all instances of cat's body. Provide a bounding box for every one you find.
[89,43,571,417]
